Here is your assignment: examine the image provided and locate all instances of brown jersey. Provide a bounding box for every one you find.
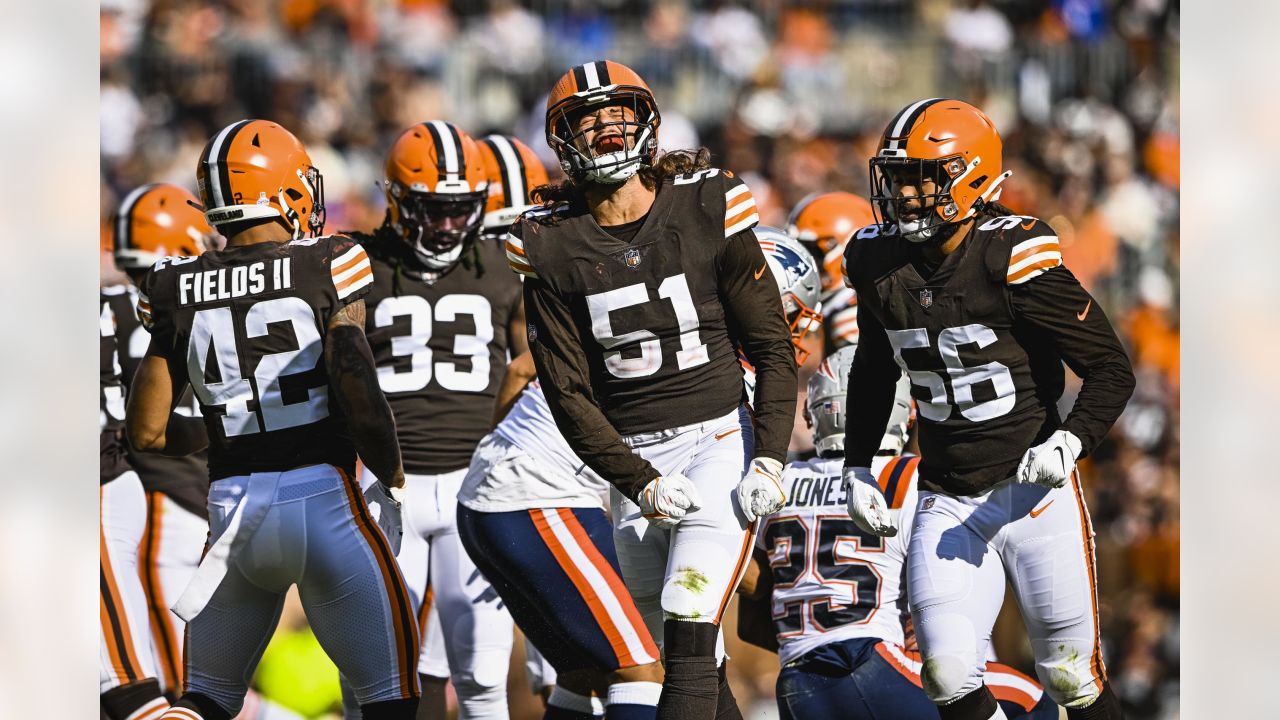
[100,291,131,484]
[843,214,1135,495]
[104,284,210,518]
[136,236,374,481]
[351,231,523,474]
[509,169,797,497]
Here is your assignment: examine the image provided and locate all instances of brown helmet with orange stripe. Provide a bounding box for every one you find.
[869,98,1011,243]
[384,121,489,270]
[786,191,876,298]
[112,183,216,277]
[476,134,550,238]
[197,119,325,240]
[545,60,661,184]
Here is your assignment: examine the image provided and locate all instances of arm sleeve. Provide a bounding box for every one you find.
[523,278,660,500]
[718,229,798,464]
[1010,265,1136,456]
[844,305,902,467]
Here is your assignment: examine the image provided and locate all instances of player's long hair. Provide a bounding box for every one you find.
[531,147,714,211]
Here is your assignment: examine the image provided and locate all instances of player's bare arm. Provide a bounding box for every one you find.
[506,296,529,358]
[718,230,799,464]
[491,350,536,426]
[325,299,406,489]
[126,346,208,457]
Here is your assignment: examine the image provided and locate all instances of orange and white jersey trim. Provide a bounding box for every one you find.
[725,183,760,238]
[332,244,373,300]
[125,697,169,720]
[1007,235,1062,285]
[506,232,536,279]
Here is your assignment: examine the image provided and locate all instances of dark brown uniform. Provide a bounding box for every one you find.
[350,231,524,475]
[842,215,1135,495]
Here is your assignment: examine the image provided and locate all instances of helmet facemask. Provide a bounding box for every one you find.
[388,184,486,270]
[549,91,659,185]
[780,293,824,365]
[281,165,326,239]
[869,154,974,244]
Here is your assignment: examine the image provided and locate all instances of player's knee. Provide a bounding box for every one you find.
[452,671,507,716]
[660,570,718,622]
[920,654,982,705]
[1037,659,1102,708]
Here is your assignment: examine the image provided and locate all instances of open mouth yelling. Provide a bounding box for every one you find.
[593,133,625,154]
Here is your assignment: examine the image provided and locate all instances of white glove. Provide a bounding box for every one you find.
[736,457,787,523]
[1016,430,1082,489]
[637,473,702,530]
[843,466,897,537]
[364,482,405,555]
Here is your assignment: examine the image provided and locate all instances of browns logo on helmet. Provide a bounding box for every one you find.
[384,121,489,270]
[476,134,550,237]
[112,183,215,274]
[196,119,325,239]
[869,98,1011,243]
[787,191,876,297]
[545,60,661,184]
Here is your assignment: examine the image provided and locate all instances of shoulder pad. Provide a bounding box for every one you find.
[876,455,919,510]
[975,214,1061,285]
[505,215,537,279]
[841,223,896,288]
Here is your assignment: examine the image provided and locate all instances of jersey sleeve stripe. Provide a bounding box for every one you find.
[331,245,367,276]
[725,193,756,219]
[335,266,373,299]
[724,183,750,202]
[332,253,372,286]
[1010,235,1058,256]
[505,239,528,258]
[507,253,537,278]
[724,211,760,238]
[1008,249,1061,275]
[1008,258,1061,285]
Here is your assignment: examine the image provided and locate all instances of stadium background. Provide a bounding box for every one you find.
[98,0,1180,718]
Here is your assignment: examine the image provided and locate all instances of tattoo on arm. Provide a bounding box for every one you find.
[325,300,405,487]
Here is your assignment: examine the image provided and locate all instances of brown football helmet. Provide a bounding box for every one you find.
[476,134,550,237]
[869,99,1010,242]
[112,183,215,273]
[384,121,489,269]
[196,119,325,239]
[545,60,660,184]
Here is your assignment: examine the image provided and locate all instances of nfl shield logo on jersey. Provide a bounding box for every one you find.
[624,248,642,268]
[919,289,933,308]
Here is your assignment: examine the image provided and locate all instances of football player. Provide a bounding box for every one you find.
[105,183,216,700]
[786,192,875,352]
[101,289,170,720]
[127,119,420,720]
[345,121,524,719]
[841,99,1135,720]
[508,59,798,720]
[737,346,1057,719]
[476,134,550,242]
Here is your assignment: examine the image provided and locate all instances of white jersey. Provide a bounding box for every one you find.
[456,381,608,512]
[756,454,920,665]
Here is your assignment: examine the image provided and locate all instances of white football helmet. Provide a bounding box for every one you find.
[805,345,914,457]
[755,226,823,363]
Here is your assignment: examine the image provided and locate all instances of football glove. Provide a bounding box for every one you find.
[364,481,406,555]
[1015,429,1082,489]
[637,473,702,530]
[736,457,787,523]
[844,466,897,537]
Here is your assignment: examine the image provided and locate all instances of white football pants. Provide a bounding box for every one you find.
[611,406,756,649]
[908,470,1107,709]
[101,471,161,694]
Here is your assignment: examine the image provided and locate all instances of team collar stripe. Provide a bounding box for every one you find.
[594,61,611,86]
[209,119,250,207]
[582,61,600,89]
[115,184,154,253]
[572,64,589,92]
[886,98,944,150]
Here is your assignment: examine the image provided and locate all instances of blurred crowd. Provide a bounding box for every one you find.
[100,0,1180,718]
